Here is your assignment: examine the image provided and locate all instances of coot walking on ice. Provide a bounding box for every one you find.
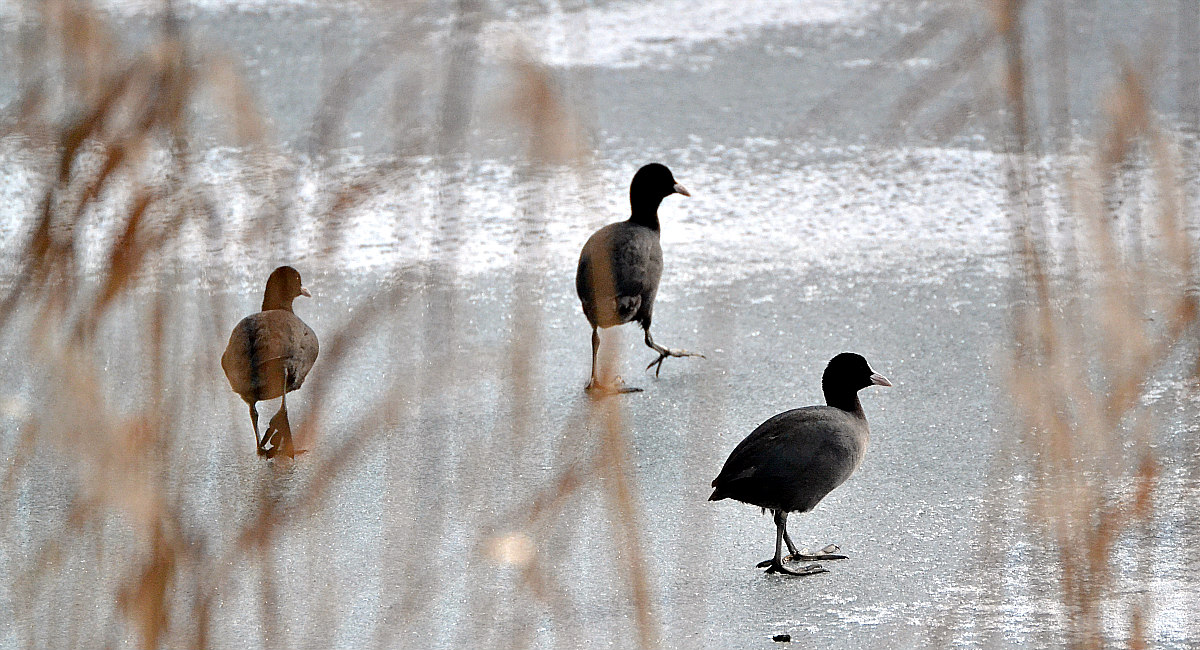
[575,163,703,393]
[709,353,891,575]
[222,266,319,458]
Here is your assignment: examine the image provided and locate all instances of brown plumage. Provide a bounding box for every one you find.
[222,266,318,458]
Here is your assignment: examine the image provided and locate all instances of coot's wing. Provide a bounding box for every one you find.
[718,408,823,468]
[711,407,862,510]
[222,311,306,397]
[577,223,659,326]
[576,232,597,307]
[609,224,662,303]
[288,319,319,390]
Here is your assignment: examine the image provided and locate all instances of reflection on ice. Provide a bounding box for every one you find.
[0,138,1017,291]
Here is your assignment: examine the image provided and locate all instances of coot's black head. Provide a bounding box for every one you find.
[629,163,689,223]
[822,353,891,408]
[262,265,311,312]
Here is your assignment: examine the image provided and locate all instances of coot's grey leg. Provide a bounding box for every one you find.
[249,402,263,452]
[781,512,800,557]
[261,399,287,458]
[263,366,306,459]
[585,325,644,395]
[643,327,704,377]
[755,511,848,564]
[781,511,847,561]
[588,326,599,388]
[762,511,826,576]
[758,510,784,568]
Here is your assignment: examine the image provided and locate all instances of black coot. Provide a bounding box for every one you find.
[575,163,703,393]
[709,353,891,575]
[221,266,319,458]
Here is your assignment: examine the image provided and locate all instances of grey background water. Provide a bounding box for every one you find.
[1,0,1199,648]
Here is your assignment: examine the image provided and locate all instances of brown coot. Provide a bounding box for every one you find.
[575,163,703,393]
[221,266,319,458]
[709,353,890,575]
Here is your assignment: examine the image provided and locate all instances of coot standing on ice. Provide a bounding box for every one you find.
[575,163,703,393]
[222,266,319,459]
[709,353,891,575]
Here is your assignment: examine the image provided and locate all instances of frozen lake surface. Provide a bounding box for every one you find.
[1,0,1199,648]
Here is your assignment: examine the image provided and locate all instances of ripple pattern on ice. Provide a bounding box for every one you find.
[0,137,1015,291]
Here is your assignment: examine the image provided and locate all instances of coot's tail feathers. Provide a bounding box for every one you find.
[708,487,727,502]
[616,295,641,322]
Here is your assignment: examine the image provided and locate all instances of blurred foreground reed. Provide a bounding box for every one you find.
[822,1,1200,646]
[0,1,664,647]
[961,1,1199,647]
[3,0,1199,648]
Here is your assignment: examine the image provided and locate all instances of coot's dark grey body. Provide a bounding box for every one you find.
[575,163,702,392]
[710,353,890,575]
[222,266,318,458]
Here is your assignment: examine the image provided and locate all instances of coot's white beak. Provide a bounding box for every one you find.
[870,373,892,387]
[673,183,690,197]
[300,287,312,298]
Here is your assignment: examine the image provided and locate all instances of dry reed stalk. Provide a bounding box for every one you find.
[0,2,429,646]
[989,1,1199,647]
[474,46,662,647]
[0,1,676,648]
[0,5,223,642]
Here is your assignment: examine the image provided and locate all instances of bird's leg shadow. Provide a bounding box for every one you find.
[764,561,828,576]
[643,327,704,377]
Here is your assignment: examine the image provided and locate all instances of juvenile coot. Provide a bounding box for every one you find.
[575,163,703,393]
[709,353,891,575]
[221,266,319,459]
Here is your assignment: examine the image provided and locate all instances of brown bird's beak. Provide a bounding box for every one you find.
[300,287,312,298]
[870,373,892,387]
[673,183,691,197]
